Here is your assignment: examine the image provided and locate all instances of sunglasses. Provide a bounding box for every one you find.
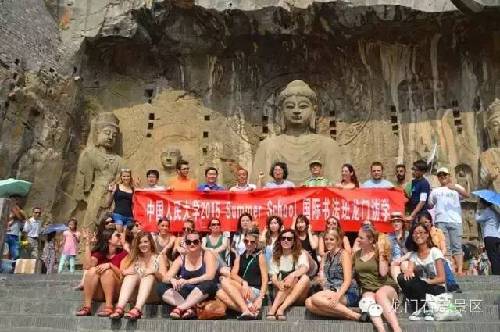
[244,239,256,245]
[280,236,294,242]
[185,239,200,246]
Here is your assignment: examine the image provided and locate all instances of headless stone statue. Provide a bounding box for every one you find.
[73,113,123,231]
[480,99,500,191]
[252,80,341,185]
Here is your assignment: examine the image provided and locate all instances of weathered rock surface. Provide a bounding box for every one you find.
[1,0,500,240]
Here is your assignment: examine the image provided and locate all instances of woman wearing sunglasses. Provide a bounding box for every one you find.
[306,228,363,321]
[202,218,229,262]
[267,230,310,320]
[173,219,195,257]
[110,232,166,320]
[217,230,268,320]
[76,230,128,317]
[156,231,217,319]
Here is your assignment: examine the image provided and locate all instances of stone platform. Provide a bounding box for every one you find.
[0,274,499,332]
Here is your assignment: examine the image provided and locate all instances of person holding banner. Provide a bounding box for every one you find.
[168,160,197,191]
[229,168,257,192]
[217,230,268,320]
[335,164,359,189]
[156,231,218,319]
[353,225,401,332]
[303,160,332,187]
[197,167,225,191]
[267,230,310,321]
[263,162,295,188]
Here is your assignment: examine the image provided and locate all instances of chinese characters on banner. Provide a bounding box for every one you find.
[133,188,406,233]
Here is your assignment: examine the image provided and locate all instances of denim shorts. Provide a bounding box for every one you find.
[435,222,463,255]
[345,287,360,307]
[112,213,134,227]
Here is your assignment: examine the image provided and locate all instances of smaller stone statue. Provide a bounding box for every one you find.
[480,99,500,191]
[73,112,123,231]
[161,147,183,170]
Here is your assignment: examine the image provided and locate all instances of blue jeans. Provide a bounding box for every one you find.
[5,234,19,260]
[444,259,458,288]
[112,213,134,227]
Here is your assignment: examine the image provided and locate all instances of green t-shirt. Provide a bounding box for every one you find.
[303,177,332,187]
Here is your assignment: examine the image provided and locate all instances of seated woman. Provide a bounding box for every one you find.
[231,213,255,258]
[110,232,167,320]
[398,223,446,320]
[154,217,176,262]
[260,215,283,265]
[202,218,229,262]
[354,225,401,332]
[292,214,319,276]
[305,228,363,321]
[387,212,409,281]
[76,229,128,317]
[156,231,218,319]
[318,216,351,257]
[267,230,310,321]
[173,218,195,257]
[217,230,268,319]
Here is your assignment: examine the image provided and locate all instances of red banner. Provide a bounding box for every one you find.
[132,188,406,234]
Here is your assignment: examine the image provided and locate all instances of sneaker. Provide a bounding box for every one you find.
[409,309,424,321]
[424,311,434,321]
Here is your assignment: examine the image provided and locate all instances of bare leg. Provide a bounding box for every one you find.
[375,286,401,332]
[116,274,140,308]
[219,277,250,313]
[162,289,185,306]
[454,254,464,275]
[82,267,99,307]
[216,289,240,312]
[268,289,290,316]
[100,269,118,307]
[362,293,385,332]
[134,275,156,310]
[177,288,208,311]
[306,291,360,320]
[276,275,310,316]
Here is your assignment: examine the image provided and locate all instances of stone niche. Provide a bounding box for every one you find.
[0,1,499,229]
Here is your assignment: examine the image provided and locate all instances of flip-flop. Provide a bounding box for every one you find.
[238,311,256,320]
[266,314,276,320]
[169,308,183,319]
[276,314,287,321]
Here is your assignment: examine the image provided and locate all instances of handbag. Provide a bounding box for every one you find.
[425,293,462,321]
[195,298,227,320]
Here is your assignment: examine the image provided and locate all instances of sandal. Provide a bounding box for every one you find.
[238,311,256,320]
[124,307,143,321]
[170,307,183,319]
[276,312,287,321]
[96,305,114,317]
[181,308,196,320]
[266,314,276,320]
[109,306,125,320]
[75,305,92,316]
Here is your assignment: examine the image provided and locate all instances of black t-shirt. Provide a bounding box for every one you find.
[113,185,133,217]
[238,251,262,289]
[409,177,431,213]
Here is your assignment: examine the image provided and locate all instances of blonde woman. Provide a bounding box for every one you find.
[110,232,166,320]
[106,169,134,232]
[318,216,351,257]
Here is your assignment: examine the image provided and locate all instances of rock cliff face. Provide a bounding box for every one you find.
[0,0,499,239]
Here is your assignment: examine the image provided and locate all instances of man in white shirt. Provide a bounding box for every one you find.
[144,169,166,190]
[23,207,42,258]
[361,162,393,188]
[428,167,469,276]
[229,168,257,192]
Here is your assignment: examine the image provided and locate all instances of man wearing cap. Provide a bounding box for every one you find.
[428,167,469,276]
[303,160,332,187]
[405,159,431,224]
[361,162,393,188]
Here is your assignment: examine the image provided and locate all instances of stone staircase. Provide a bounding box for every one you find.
[0,274,499,332]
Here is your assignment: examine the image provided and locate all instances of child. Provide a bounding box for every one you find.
[41,231,56,274]
[58,218,80,273]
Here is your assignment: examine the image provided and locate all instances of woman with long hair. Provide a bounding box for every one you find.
[291,214,319,275]
[217,230,268,319]
[260,215,283,264]
[231,213,255,257]
[75,229,128,317]
[202,217,229,262]
[353,225,401,332]
[173,219,195,257]
[154,217,176,262]
[335,164,359,189]
[267,229,310,321]
[110,232,166,320]
[398,223,446,320]
[106,169,134,232]
[476,198,500,274]
[318,216,351,256]
[306,228,363,321]
[156,231,218,319]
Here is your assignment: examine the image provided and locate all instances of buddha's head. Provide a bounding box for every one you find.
[278,80,317,132]
[95,113,119,150]
[161,147,182,170]
[486,99,500,147]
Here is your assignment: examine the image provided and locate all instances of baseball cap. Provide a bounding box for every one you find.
[309,160,322,167]
[436,167,450,175]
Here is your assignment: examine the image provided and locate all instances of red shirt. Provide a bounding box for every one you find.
[91,250,128,267]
